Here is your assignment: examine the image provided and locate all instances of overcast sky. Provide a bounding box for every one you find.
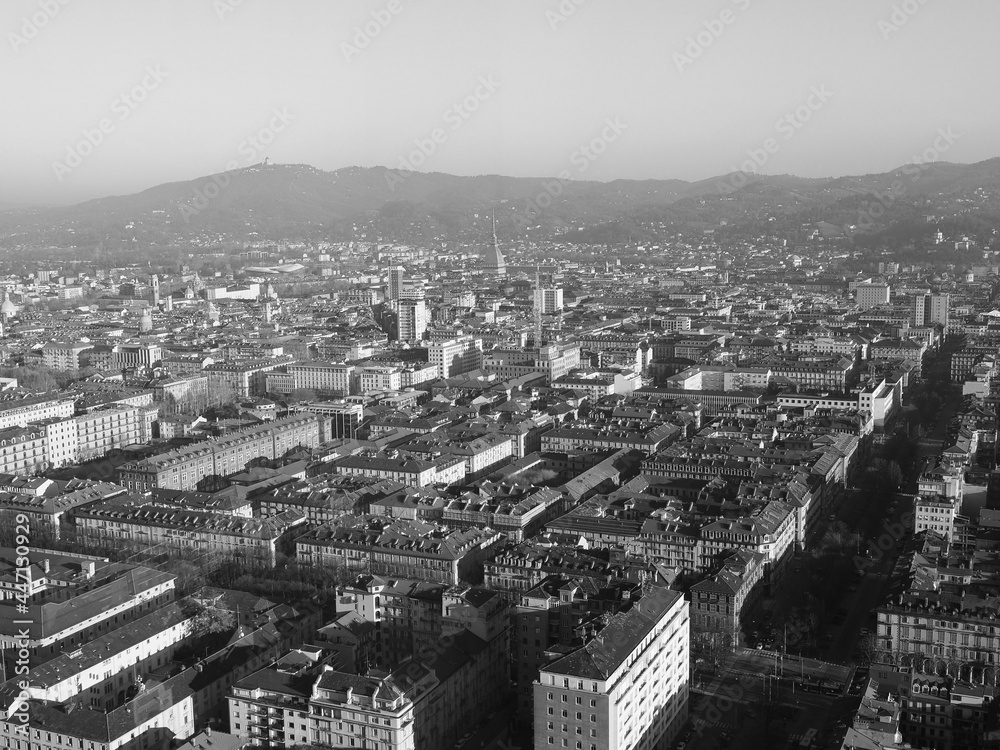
[3,0,998,205]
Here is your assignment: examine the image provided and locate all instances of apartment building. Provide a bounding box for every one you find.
[335,575,509,671]
[37,417,78,467]
[21,602,193,706]
[856,283,891,309]
[332,453,466,486]
[116,415,320,491]
[74,404,142,459]
[296,516,505,585]
[231,628,505,750]
[397,296,427,342]
[205,358,292,398]
[0,551,175,664]
[400,431,515,480]
[551,372,641,400]
[689,549,766,652]
[512,576,647,726]
[914,293,950,328]
[485,543,663,595]
[863,663,994,750]
[880,587,1000,669]
[533,585,690,750]
[1,682,195,750]
[359,365,403,392]
[0,480,128,541]
[260,476,404,526]
[287,361,357,396]
[913,495,958,542]
[0,425,47,474]
[41,340,94,370]
[870,338,928,374]
[768,358,854,391]
[574,334,649,374]
[541,423,680,454]
[0,395,75,430]
[427,335,484,379]
[76,503,307,567]
[535,287,564,314]
[484,342,582,385]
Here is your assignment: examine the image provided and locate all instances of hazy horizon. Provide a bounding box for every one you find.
[5,154,1000,211]
[4,0,999,206]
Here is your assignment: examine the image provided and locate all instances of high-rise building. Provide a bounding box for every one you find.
[856,283,891,310]
[533,585,690,750]
[534,287,564,314]
[387,265,405,302]
[397,296,426,343]
[914,293,949,329]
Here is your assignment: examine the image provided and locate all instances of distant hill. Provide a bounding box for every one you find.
[3,158,1000,247]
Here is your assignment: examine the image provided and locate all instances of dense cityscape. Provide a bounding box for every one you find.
[0,201,999,750]
[4,2,1000,749]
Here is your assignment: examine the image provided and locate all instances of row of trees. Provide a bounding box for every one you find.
[0,364,83,391]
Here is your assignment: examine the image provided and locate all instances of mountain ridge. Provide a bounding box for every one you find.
[3,158,999,247]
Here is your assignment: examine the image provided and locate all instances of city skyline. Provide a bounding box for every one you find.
[3,0,999,205]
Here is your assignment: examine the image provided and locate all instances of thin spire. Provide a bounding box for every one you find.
[484,207,506,275]
[535,263,543,348]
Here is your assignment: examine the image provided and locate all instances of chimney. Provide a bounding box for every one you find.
[42,558,50,574]
[85,561,96,578]
[206,727,212,737]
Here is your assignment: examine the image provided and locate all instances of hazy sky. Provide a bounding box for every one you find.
[3,0,998,205]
